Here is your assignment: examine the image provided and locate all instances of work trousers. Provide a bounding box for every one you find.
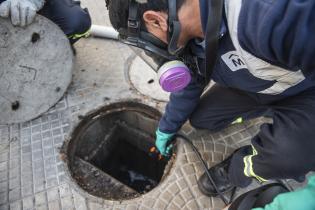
[39,0,91,44]
[190,84,315,187]
[0,0,91,44]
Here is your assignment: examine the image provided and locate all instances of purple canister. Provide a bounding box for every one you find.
[158,60,191,92]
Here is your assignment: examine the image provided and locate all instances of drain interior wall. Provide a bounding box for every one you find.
[67,107,171,200]
[119,111,158,135]
[74,112,120,159]
[74,111,158,159]
[89,124,167,193]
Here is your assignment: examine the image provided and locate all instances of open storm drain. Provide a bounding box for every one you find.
[64,102,175,200]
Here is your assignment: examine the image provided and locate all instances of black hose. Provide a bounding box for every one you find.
[175,134,235,205]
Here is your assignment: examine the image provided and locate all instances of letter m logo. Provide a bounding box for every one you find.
[221,51,247,71]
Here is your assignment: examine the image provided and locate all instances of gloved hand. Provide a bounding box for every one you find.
[155,128,174,157]
[0,0,45,27]
[252,175,315,210]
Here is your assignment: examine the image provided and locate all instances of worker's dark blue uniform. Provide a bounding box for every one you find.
[159,0,315,186]
[38,0,91,44]
[0,0,91,44]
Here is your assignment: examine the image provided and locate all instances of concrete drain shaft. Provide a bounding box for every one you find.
[89,120,167,193]
[65,103,174,200]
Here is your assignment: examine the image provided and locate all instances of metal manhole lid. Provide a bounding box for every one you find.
[0,15,73,124]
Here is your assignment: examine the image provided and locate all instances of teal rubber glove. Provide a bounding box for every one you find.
[252,175,315,210]
[155,129,174,157]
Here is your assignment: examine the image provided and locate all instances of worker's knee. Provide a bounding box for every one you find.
[189,112,206,129]
[67,7,91,36]
[189,114,221,131]
[254,136,315,179]
[40,0,92,37]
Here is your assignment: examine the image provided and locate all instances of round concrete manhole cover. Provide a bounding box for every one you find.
[64,102,175,200]
[129,56,170,102]
[0,15,73,124]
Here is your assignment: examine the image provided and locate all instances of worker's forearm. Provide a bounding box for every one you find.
[158,74,205,133]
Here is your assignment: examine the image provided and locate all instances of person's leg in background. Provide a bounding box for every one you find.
[229,87,315,188]
[39,0,91,44]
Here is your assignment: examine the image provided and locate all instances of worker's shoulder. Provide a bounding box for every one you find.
[236,0,315,73]
[238,0,315,26]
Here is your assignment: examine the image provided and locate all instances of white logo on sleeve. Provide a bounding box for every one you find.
[221,51,247,71]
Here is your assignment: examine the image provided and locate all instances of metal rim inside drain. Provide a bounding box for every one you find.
[63,102,175,200]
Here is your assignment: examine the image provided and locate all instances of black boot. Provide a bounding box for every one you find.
[197,152,236,197]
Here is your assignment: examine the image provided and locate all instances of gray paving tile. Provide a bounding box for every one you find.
[35,192,47,206]
[21,184,33,197]
[22,196,35,210]
[0,204,9,210]
[48,200,61,210]
[0,191,8,205]
[10,200,22,210]
[61,196,75,210]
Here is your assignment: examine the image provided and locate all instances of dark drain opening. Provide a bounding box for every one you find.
[89,121,167,194]
[64,102,175,200]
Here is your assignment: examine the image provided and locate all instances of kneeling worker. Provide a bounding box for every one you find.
[0,0,91,44]
[107,0,315,199]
